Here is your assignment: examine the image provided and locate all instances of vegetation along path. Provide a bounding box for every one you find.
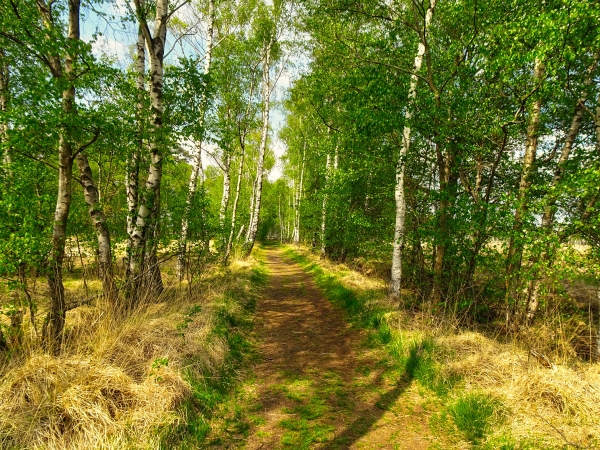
[218,246,436,449]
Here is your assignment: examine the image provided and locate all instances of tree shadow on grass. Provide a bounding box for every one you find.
[321,373,413,449]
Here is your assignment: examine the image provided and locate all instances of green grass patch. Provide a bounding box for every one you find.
[448,392,503,445]
[431,391,505,447]
[160,257,264,448]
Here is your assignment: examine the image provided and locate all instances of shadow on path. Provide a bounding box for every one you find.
[240,247,429,450]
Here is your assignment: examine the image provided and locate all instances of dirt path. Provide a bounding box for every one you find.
[222,247,435,449]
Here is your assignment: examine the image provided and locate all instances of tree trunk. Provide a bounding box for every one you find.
[293,138,306,243]
[505,58,545,327]
[219,151,231,230]
[75,153,117,302]
[524,95,586,323]
[126,21,145,278]
[430,147,457,305]
[178,0,215,277]
[320,152,332,258]
[245,40,272,254]
[224,146,246,263]
[389,0,436,303]
[129,0,168,301]
[43,0,80,355]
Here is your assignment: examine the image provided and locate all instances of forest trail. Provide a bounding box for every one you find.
[229,246,435,449]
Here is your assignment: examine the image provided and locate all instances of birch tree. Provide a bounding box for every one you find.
[128,0,172,300]
[126,15,146,279]
[389,0,436,303]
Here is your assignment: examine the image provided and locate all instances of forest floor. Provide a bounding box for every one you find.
[207,245,442,449]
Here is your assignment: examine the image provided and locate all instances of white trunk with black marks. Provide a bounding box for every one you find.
[320,152,332,258]
[129,0,168,296]
[225,146,246,262]
[178,0,215,277]
[525,92,587,322]
[292,139,306,243]
[389,0,436,302]
[41,0,80,354]
[75,153,117,301]
[245,41,272,253]
[219,152,231,229]
[126,24,145,273]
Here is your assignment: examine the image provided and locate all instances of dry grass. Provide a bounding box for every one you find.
[289,245,600,449]
[440,332,600,448]
[0,258,258,449]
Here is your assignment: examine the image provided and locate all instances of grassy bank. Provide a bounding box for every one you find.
[284,245,600,449]
[0,252,266,450]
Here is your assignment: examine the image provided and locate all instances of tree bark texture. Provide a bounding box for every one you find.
[320,152,332,258]
[75,153,117,302]
[129,0,168,300]
[430,147,458,305]
[224,146,245,263]
[292,138,306,243]
[219,152,231,229]
[389,0,436,303]
[126,21,145,277]
[524,93,587,323]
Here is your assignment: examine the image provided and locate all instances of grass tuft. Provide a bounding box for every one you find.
[446,391,503,445]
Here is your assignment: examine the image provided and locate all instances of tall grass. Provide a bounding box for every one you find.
[0,255,265,449]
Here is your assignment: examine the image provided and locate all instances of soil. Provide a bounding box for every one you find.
[214,246,439,449]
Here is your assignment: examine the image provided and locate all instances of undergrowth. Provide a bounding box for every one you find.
[0,252,267,450]
[284,245,600,449]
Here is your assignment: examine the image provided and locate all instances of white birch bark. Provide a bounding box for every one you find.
[278,193,283,242]
[219,151,231,230]
[223,72,257,262]
[244,39,272,253]
[389,0,436,302]
[320,152,332,258]
[524,86,589,322]
[75,153,117,301]
[129,0,168,296]
[126,22,145,276]
[292,138,306,243]
[224,148,245,262]
[178,0,215,277]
